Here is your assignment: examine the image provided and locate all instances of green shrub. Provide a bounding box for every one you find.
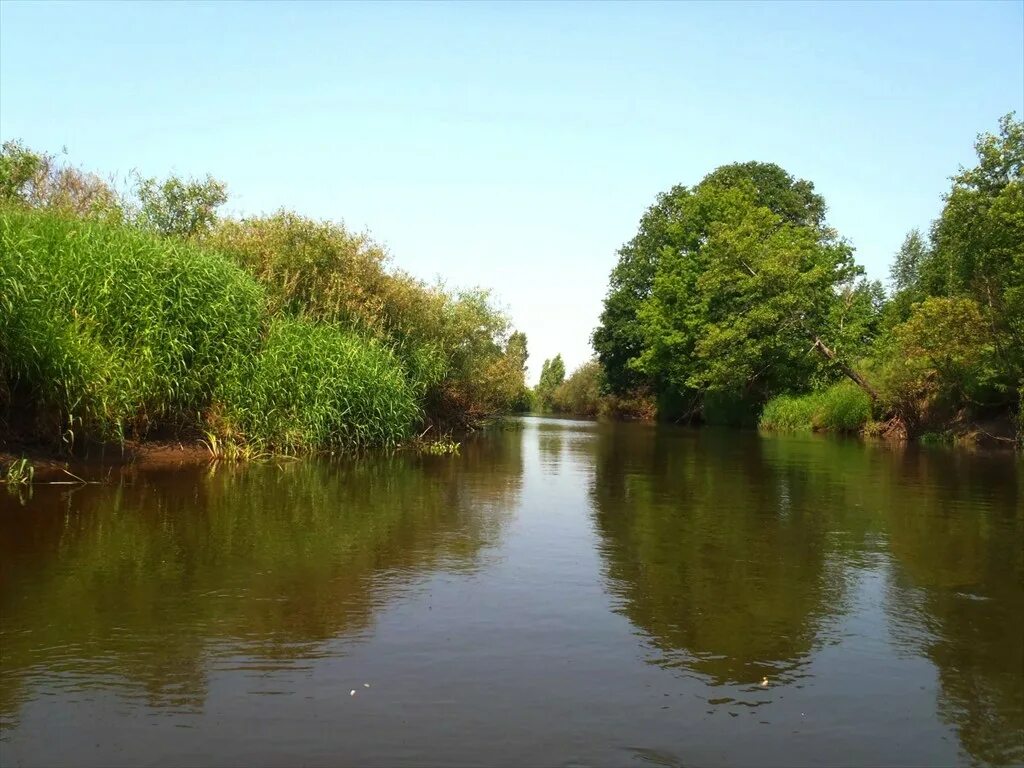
[217,317,419,452]
[206,213,527,423]
[813,381,873,432]
[551,360,603,417]
[758,393,820,432]
[0,207,264,442]
[759,382,872,434]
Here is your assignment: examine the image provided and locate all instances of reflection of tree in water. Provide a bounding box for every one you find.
[534,418,605,471]
[535,420,566,468]
[0,433,523,723]
[880,449,1024,767]
[588,427,847,687]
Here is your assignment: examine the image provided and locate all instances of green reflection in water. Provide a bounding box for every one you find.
[589,427,1023,764]
[0,433,523,723]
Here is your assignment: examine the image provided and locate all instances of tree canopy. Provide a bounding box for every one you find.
[593,161,871,417]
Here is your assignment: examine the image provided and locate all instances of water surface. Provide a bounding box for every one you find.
[1,418,1022,766]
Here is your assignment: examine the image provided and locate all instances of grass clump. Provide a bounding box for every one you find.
[217,317,419,452]
[759,382,872,434]
[3,457,34,485]
[0,207,264,443]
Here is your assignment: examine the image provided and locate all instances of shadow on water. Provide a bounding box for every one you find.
[0,432,524,728]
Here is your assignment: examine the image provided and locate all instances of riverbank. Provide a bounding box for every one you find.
[1,148,530,454]
[1,438,213,484]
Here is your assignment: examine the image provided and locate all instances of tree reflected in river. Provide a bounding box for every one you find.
[589,427,1023,764]
[589,428,846,687]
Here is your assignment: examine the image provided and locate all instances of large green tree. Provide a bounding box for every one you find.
[876,114,1024,430]
[535,354,565,412]
[920,113,1023,389]
[594,162,872,416]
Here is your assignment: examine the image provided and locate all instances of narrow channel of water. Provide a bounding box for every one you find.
[1,418,1021,766]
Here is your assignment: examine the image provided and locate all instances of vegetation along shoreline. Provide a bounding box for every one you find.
[2,113,1021,479]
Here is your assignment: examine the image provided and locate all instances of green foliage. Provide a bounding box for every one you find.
[923,113,1023,388]
[505,331,533,412]
[592,185,690,395]
[206,212,527,423]
[551,360,603,417]
[133,173,227,238]
[874,297,999,433]
[875,114,1023,434]
[417,437,461,456]
[0,143,531,451]
[758,393,820,432]
[217,317,418,452]
[0,207,264,443]
[594,162,831,401]
[759,382,872,433]
[594,161,863,422]
[0,140,122,221]
[596,117,1022,439]
[534,354,566,412]
[3,457,34,485]
[634,179,860,399]
[0,141,43,204]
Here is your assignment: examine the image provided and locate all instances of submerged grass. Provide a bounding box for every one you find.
[759,382,873,434]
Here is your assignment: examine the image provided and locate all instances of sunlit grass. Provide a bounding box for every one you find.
[0,206,264,444]
[759,382,873,434]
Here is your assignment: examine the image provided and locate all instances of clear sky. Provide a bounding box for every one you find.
[2,1,1022,383]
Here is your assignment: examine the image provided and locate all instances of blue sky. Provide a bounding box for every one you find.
[2,1,1022,382]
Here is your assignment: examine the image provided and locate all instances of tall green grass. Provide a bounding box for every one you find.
[0,207,264,442]
[217,317,419,452]
[0,208,423,453]
[759,381,872,434]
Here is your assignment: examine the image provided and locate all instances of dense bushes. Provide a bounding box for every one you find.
[0,145,529,452]
[0,207,264,443]
[216,318,418,451]
[551,361,603,417]
[206,212,528,426]
[531,358,655,420]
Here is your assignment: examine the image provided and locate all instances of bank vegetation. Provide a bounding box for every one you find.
[0,143,530,455]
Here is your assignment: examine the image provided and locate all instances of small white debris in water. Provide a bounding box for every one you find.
[363,683,371,688]
[350,690,356,696]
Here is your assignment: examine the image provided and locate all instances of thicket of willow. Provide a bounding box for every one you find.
[0,144,531,453]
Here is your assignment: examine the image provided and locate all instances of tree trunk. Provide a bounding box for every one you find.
[811,337,880,401]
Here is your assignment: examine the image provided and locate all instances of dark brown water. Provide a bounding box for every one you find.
[1,417,1022,767]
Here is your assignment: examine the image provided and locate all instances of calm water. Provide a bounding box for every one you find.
[1,418,1022,767]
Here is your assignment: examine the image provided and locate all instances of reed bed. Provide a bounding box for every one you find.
[0,207,264,443]
[217,317,419,452]
[759,381,873,434]
[0,208,422,452]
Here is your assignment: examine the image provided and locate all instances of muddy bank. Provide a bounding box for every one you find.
[0,438,213,483]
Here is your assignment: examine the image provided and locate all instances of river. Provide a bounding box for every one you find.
[1,417,1022,766]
